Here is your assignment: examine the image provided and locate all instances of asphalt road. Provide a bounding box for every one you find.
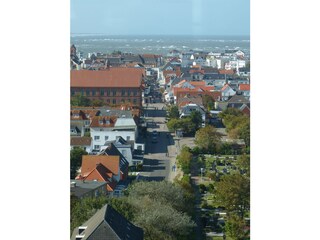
[138,103,177,181]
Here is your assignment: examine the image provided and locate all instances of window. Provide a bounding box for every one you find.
[94,145,100,150]
[94,136,100,140]
[121,90,126,96]
[92,89,96,96]
[133,90,137,96]
[121,150,126,156]
[107,89,110,96]
[99,120,103,125]
[105,136,109,141]
[127,99,131,103]
[112,90,116,96]
[100,89,104,96]
[112,99,116,104]
[71,90,75,96]
[107,99,110,103]
[121,99,125,103]
[133,99,137,104]
[81,89,84,96]
[127,89,131,96]
[86,89,90,96]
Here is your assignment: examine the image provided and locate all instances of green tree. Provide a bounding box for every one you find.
[70,147,88,178]
[189,110,203,131]
[71,94,91,107]
[167,118,182,132]
[214,173,250,219]
[236,154,250,177]
[91,99,105,107]
[194,125,222,153]
[176,146,193,174]
[167,105,180,119]
[202,94,215,111]
[127,181,195,240]
[225,214,249,240]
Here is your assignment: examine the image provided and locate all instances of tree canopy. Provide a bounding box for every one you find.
[71,94,91,107]
[194,125,222,153]
[214,173,250,219]
[167,105,180,119]
[70,147,88,178]
[219,108,250,146]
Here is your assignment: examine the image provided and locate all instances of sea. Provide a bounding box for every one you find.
[70,34,250,57]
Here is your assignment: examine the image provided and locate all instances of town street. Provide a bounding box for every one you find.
[138,103,179,182]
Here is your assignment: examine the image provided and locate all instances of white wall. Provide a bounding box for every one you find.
[91,128,136,150]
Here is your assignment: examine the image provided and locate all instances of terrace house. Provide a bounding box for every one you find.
[70,68,145,107]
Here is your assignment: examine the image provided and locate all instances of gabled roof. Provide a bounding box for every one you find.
[71,204,144,240]
[71,137,92,146]
[228,94,250,104]
[90,116,117,128]
[181,104,206,115]
[99,143,129,173]
[81,155,120,177]
[221,84,231,91]
[70,68,144,88]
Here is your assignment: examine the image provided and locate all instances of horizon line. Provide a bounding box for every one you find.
[70,33,250,37]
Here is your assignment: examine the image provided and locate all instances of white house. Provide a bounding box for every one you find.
[221,84,236,101]
[90,116,138,152]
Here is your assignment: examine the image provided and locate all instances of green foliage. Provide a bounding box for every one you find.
[70,147,88,178]
[214,173,250,218]
[70,196,109,233]
[189,110,203,130]
[225,214,250,240]
[127,181,196,240]
[202,94,215,111]
[71,94,91,107]
[167,105,180,119]
[167,118,182,132]
[194,125,222,153]
[236,154,250,177]
[176,146,193,174]
[91,99,105,107]
[219,108,250,146]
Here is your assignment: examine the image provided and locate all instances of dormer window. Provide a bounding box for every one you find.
[105,120,110,124]
[99,120,103,125]
[73,113,79,118]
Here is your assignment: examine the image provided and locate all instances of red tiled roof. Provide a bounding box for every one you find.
[90,116,117,128]
[239,84,250,91]
[70,68,144,88]
[81,155,120,176]
[219,69,234,75]
[189,81,206,87]
[221,84,230,91]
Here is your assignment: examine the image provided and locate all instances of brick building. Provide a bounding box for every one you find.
[70,68,145,107]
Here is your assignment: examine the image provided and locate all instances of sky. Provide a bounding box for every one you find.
[71,0,250,36]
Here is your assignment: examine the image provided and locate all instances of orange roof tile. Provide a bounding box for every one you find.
[219,69,234,75]
[90,116,117,128]
[221,84,230,91]
[189,81,206,87]
[70,68,144,88]
[81,155,120,176]
[239,84,250,91]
